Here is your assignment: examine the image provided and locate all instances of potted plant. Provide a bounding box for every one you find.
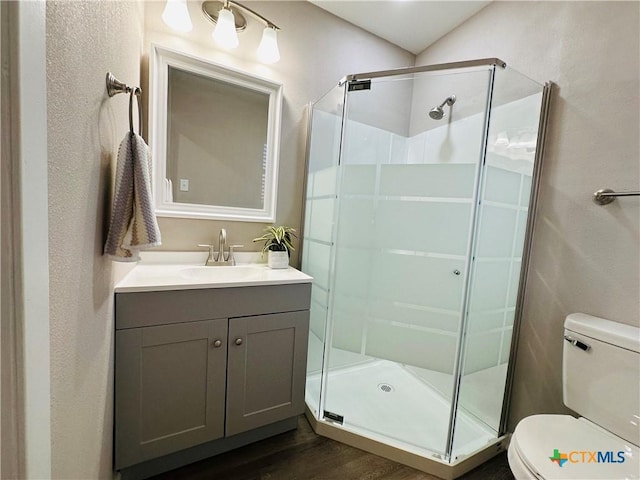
[253,225,296,269]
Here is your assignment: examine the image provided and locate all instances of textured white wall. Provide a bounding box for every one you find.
[417,1,640,428]
[46,2,143,478]
[144,1,414,265]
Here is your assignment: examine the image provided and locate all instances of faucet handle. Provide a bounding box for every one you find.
[197,244,216,266]
[228,245,244,266]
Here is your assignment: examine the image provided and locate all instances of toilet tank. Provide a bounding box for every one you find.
[563,313,640,447]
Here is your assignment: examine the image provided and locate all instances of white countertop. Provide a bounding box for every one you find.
[114,252,313,293]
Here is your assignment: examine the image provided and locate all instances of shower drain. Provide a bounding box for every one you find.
[377,383,395,393]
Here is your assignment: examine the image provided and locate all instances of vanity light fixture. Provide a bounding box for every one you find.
[202,0,281,63]
[212,4,239,49]
[161,0,193,33]
[257,26,280,64]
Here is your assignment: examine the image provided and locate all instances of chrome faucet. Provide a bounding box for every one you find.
[198,228,243,266]
[218,228,227,263]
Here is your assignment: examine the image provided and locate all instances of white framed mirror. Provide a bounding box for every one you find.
[150,44,283,222]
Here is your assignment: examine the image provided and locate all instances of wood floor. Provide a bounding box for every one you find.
[150,416,515,480]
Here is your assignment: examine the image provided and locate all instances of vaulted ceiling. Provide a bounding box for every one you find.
[309,1,491,55]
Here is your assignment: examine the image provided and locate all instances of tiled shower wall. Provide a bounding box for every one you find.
[303,93,538,377]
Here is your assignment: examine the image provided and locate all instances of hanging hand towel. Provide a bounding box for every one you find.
[104,132,161,261]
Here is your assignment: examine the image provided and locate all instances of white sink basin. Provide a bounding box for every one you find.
[114,256,313,293]
[180,265,264,282]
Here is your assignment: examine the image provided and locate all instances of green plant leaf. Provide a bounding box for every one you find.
[252,225,296,256]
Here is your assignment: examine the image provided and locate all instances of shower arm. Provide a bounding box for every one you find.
[438,96,456,108]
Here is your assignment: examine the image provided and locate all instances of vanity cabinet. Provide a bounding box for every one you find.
[114,283,311,474]
[226,311,308,436]
[115,319,228,468]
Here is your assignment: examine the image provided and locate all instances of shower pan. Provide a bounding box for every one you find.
[300,58,551,478]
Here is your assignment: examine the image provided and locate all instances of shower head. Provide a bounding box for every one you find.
[428,106,445,120]
[429,95,456,120]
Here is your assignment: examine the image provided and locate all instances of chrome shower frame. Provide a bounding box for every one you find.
[499,80,554,434]
[300,57,553,479]
[340,57,507,84]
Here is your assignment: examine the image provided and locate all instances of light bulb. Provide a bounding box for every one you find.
[161,0,192,33]
[213,8,239,49]
[257,27,280,64]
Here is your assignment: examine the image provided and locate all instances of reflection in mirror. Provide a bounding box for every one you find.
[167,67,269,209]
[150,44,283,222]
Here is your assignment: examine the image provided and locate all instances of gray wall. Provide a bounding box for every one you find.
[417,1,640,429]
[144,1,414,264]
[46,1,143,478]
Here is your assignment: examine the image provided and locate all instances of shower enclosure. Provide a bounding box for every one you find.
[301,58,551,476]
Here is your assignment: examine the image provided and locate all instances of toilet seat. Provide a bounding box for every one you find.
[508,439,544,480]
[509,414,639,479]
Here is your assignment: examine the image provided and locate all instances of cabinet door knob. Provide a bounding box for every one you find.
[211,339,222,348]
[234,338,243,346]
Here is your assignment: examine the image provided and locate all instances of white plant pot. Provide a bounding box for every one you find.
[267,250,289,269]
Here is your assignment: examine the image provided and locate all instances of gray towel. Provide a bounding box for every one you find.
[104,132,161,261]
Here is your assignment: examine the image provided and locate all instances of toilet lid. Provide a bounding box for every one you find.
[512,415,639,480]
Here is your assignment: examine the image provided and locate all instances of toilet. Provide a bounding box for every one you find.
[508,313,639,479]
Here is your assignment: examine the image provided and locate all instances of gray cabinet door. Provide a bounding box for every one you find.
[115,318,228,469]
[226,311,309,436]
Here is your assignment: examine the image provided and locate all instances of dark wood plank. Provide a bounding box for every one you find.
[149,416,513,480]
[459,452,514,480]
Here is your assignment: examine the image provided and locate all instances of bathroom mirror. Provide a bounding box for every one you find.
[150,44,283,222]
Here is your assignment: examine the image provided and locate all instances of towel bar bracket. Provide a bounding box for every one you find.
[593,188,640,205]
[106,72,143,135]
[106,72,134,97]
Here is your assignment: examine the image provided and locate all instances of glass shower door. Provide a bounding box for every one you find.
[302,84,345,419]
[318,69,494,457]
[450,67,546,460]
